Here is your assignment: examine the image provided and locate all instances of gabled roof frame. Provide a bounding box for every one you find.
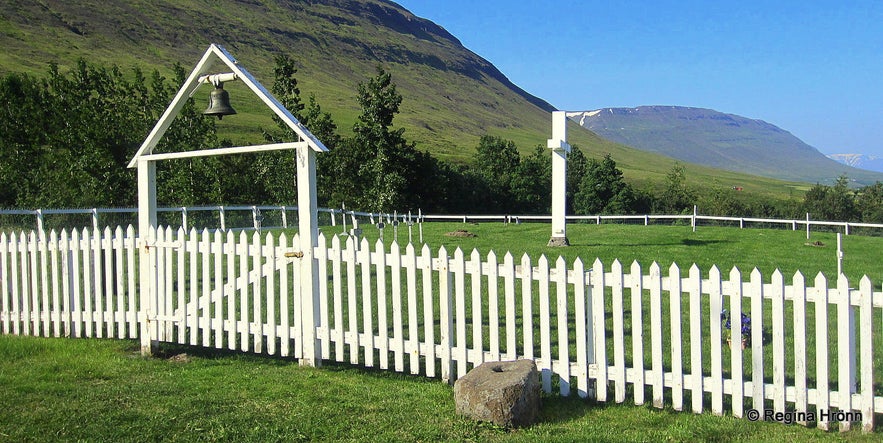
[128,43,327,168]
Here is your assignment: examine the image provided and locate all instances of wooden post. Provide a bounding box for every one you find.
[297,144,321,367]
[137,160,158,356]
[548,111,570,246]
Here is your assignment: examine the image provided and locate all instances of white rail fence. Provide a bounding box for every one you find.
[1,226,881,432]
[3,206,883,238]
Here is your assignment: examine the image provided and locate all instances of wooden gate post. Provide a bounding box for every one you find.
[297,144,322,367]
[137,159,158,356]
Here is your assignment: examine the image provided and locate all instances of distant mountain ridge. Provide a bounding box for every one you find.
[827,154,883,173]
[570,106,883,185]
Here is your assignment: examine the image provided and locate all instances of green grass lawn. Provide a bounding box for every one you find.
[0,335,877,442]
[2,222,882,441]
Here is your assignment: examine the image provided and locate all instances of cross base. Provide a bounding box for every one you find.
[547,236,570,247]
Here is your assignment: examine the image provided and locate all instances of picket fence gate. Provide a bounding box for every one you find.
[1,225,881,432]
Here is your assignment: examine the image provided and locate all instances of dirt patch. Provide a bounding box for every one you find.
[804,241,825,247]
[168,353,191,363]
[445,229,477,238]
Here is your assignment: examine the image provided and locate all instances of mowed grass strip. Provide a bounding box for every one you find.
[0,335,878,442]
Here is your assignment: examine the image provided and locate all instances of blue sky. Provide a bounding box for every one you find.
[394,0,883,157]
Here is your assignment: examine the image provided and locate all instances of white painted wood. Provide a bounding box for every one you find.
[503,252,517,361]
[750,268,765,413]
[547,111,570,243]
[689,264,703,413]
[630,261,644,405]
[296,144,321,367]
[469,249,483,368]
[729,267,744,418]
[708,266,723,415]
[114,227,126,338]
[574,258,589,399]
[126,225,137,339]
[102,227,114,339]
[792,271,808,425]
[331,235,344,362]
[81,229,92,339]
[521,254,534,361]
[138,142,308,163]
[611,260,625,403]
[176,228,186,344]
[771,270,786,413]
[454,248,467,378]
[250,231,262,353]
[136,161,157,355]
[649,262,664,408]
[360,238,374,367]
[292,234,303,360]
[163,227,174,342]
[391,241,405,372]
[317,233,329,360]
[198,229,213,352]
[92,227,104,339]
[187,230,198,346]
[61,230,73,337]
[593,258,608,402]
[837,274,853,432]
[539,255,552,394]
[0,233,9,335]
[50,230,62,337]
[814,273,830,431]
[556,256,570,397]
[421,244,435,377]
[488,250,500,363]
[71,229,82,338]
[264,232,276,355]
[238,231,249,352]
[279,233,290,356]
[376,239,389,370]
[439,246,453,383]
[404,243,419,374]
[9,232,20,335]
[346,236,359,365]
[41,229,51,337]
[859,277,874,432]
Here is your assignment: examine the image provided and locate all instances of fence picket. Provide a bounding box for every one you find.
[71,230,81,338]
[688,264,703,413]
[317,233,329,360]
[611,259,625,403]
[592,258,608,402]
[729,267,745,418]
[521,254,534,362]
[405,243,419,374]
[488,251,500,363]
[51,230,62,337]
[556,256,570,397]
[91,228,102,339]
[238,231,249,352]
[81,229,91,338]
[279,233,290,357]
[102,227,114,339]
[574,258,589,399]
[176,228,186,344]
[859,277,874,432]
[376,240,389,370]
[630,261,644,405]
[792,271,808,425]
[538,255,552,394]
[226,231,237,351]
[709,266,723,415]
[503,252,517,361]
[346,236,359,365]
[421,244,435,377]
[391,241,404,372]
[649,262,664,408]
[114,227,125,338]
[438,246,452,383]
[331,235,344,362]
[126,226,136,339]
[265,232,276,355]
[1,233,10,335]
[469,248,483,368]
[750,269,765,413]
[189,229,199,346]
[250,231,262,353]
[453,248,467,378]
[40,230,50,337]
[837,274,855,432]
[360,238,374,368]
[814,273,830,431]
[771,270,786,414]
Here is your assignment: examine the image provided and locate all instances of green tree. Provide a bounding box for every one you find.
[856,182,883,223]
[656,162,696,214]
[573,154,636,215]
[803,175,858,222]
[472,135,522,212]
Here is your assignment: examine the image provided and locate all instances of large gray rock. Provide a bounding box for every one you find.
[453,359,541,428]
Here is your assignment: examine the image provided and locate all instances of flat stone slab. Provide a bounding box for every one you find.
[453,359,541,428]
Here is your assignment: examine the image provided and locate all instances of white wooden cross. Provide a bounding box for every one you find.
[548,111,571,246]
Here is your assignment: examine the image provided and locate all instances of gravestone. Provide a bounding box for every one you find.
[453,360,541,428]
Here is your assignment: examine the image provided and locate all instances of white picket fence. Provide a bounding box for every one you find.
[1,225,881,432]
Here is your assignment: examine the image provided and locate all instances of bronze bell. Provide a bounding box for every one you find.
[203,84,237,119]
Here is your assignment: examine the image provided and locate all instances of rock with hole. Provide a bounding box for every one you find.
[453,359,541,428]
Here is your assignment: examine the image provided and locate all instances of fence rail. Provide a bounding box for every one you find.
[3,206,882,239]
[1,225,881,432]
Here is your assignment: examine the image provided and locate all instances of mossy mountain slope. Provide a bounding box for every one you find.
[0,0,818,197]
